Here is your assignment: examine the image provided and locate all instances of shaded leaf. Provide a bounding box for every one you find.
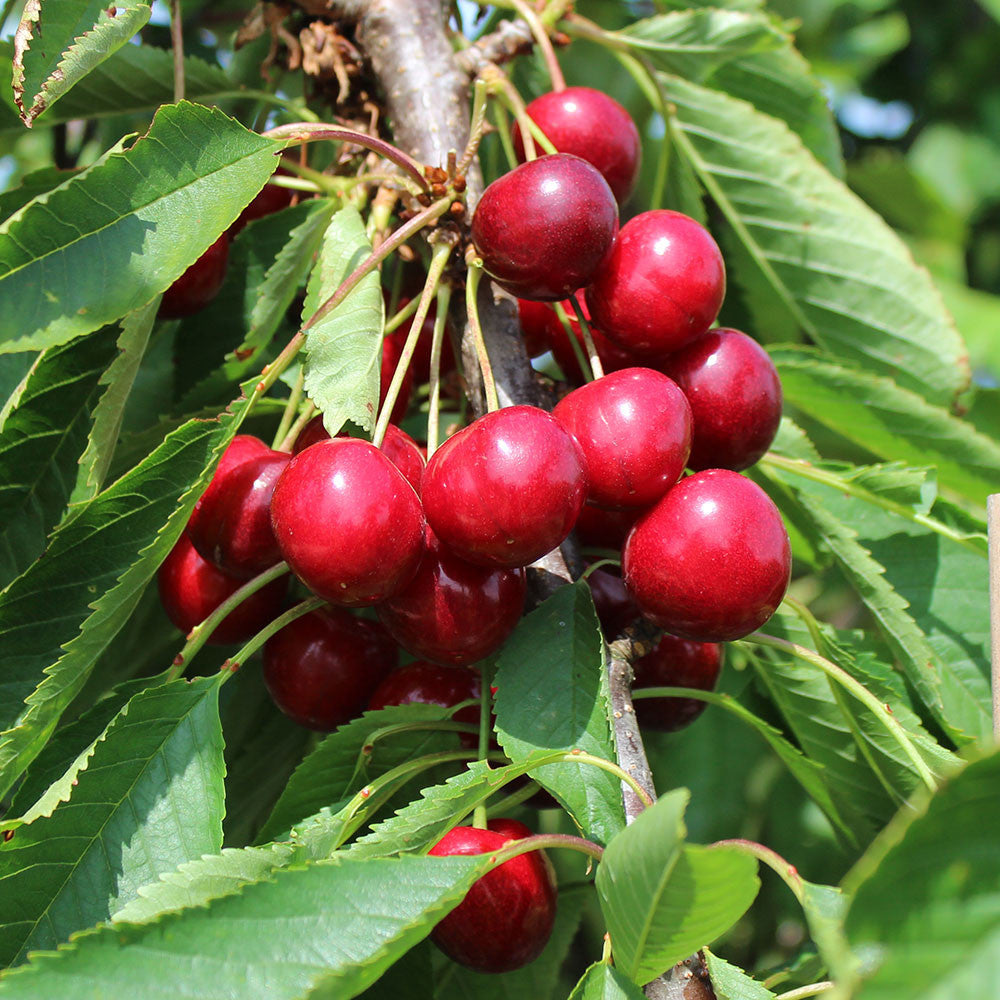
[567,962,646,999]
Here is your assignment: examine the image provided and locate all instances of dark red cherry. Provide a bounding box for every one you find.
[395,297,457,383]
[377,527,526,665]
[262,608,398,730]
[517,299,555,358]
[188,448,290,578]
[513,87,641,204]
[381,330,415,424]
[586,566,639,639]
[623,470,791,641]
[574,505,637,551]
[471,154,618,301]
[429,819,556,973]
[270,438,426,606]
[544,291,638,384]
[554,368,692,509]
[159,234,230,319]
[292,415,330,454]
[422,406,587,568]
[632,635,722,732]
[157,534,287,645]
[586,211,725,358]
[660,328,782,471]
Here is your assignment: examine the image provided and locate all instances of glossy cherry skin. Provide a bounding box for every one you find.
[159,234,230,319]
[513,87,641,204]
[587,211,725,358]
[586,566,639,639]
[660,328,782,472]
[544,291,638,384]
[381,330,415,424]
[270,438,426,606]
[623,470,791,642]
[263,608,398,730]
[157,534,287,645]
[429,819,557,973]
[377,527,526,665]
[554,368,692,509]
[423,406,588,569]
[632,635,722,732]
[188,448,290,578]
[471,154,618,302]
[574,504,637,551]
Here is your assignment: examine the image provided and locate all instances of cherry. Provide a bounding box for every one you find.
[623,470,791,642]
[586,566,639,639]
[157,533,287,645]
[544,291,638,384]
[574,504,637,551]
[270,437,425,606]
[158,234,230,319]
[586,210,725,358]
[429,819,557,972]
[471,154,618,301]
[229,167,295,235]
[396,297,457,383]
[513,87,641,204]
[554,368,692,509]
[263,608,398,730]
[381,330,415,424]
[660,328,782,472]
[517,299,555,358]
[377,526,526,665]
[632,635,722,732]
[422,406,587,568]
[188,446,290,578]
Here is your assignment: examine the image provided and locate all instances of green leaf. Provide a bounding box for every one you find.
[0,167,78,221]
[704,951,776,1000]
[494,582,625,845]
[0,325,120,588]
[0,675,225,967]
[661,74,969,406]
[596,790,759,983]
[567,962,646,999]
[302,206,384,436]
[0,854,485,999]
[0,101,281,354]
[13,1,151,126]
[844,750,1000,999]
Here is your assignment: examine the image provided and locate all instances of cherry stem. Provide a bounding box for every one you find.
[551,750,654,807]
[170,0,185,102]
[553,301,593,382]
[742,631,937,793]
[473,663,495,830]
[491,102,520,171]
[166,561,291,681]
[277,400,316,453]
[272,367,305,449]
[458,77,491,176]
[774,983,835,1000]
[781,594,825,653]
[579,557,620,580]
[373,236,456,447]
[569,295,604,379]
[426,283,452,458]
[262,122,431,194]
[484,777,542,817]
[509,0,566,92]
[464,255,500,413]
[484,68,556,160]
[713,838,804,904]
[490,832,604,867]
[223,596,326,678]
[383,295,421,336]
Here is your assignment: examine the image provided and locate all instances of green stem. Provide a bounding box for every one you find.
[509,0,566,91]
[553,301,593,381]
[551,750,654,808]
[580,558,620,580]
[213,89,320,122]
[170,0,185,102]
[492,102,520,171]
[383,295,421,336]
[569,294,603,379]
[277,401,316,453]
[426,284,452,458]
[458,77,491,176]
[474,662,495,829]
[491,832,604,866]
[465,259,500,412]
[224,596,326,674]
[272,367,305,449]
[781,594,826,652]
[775,983,834,1000]
[713,838,804,904]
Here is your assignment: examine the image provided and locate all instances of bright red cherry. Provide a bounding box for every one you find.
[471,154,618,302]
[270,438,425,606]
[263,608,398,730]
[159,234,230,319]
[574,505,637,551]
[376,527,526,665]
[623,470,791,641]
[422,406,587,568]
[513,87,641,204]
[586,211,725,358]
[544,291,638,384]
[157,534,287,645]
[632,635,722,732]
[429,819,557,972]
[381,330,415,424]
[660,328,782,472]
[517,299,554,358]
[554,368,692,509]
[586,566,639,639]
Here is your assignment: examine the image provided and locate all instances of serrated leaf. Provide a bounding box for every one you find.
[0,675,225,967]
[13,1,151,126]
[494,582,625,846]
[0,325,120,588]
[302,206,384,435]
[568,963,646,1000]
[0,854,485,999]
[704,952,776,1000]
[661,74,968,406]
[596,790,759,983]
[0,101,282,353]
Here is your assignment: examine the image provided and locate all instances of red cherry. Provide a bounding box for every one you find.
[429,819,556,972]
[377,527,526,665]
[292,415,330,454]
[158,234,230,319]
[586,566,639,639]
[632,635,722,732]
[394,297,457,382]
[544,291,638,384]
[517,299,555,358]
[270,438,426,606]
[660,328,782,471]
[229,168,295,235]
[471,154,618,301]
[513,87,641,204]
[623,470,791,641]
[157,534,287,645]
[586,211,725,357]
[263,608,398,730]
[554,368,692,509]
[574,505,637,551]
[381,330,415,424]
[422,406,587,568]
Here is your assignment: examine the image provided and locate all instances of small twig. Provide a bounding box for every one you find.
[170,0,185,102]
[465,255,500,413]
